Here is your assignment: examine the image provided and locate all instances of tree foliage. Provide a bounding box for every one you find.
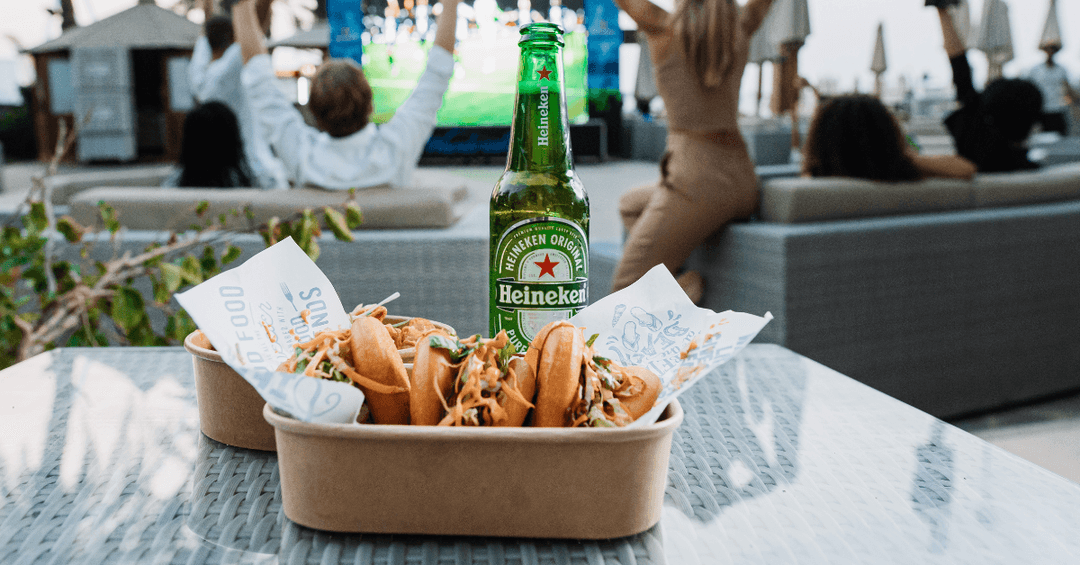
[0,175,362,368]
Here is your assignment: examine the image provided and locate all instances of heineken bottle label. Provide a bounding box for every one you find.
[492,217,588,351]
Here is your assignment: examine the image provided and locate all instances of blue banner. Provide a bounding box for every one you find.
[326,0,365,65]
[585,0,621,94]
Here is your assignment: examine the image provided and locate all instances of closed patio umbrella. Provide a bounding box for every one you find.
[764,0,810,150]
[1039,0,1062,49]
[748,4,780,116]
[871,22,887,97]
[974,0,1013,81]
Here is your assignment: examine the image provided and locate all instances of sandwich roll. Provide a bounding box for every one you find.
[350,315,411,424]
[526,321,585,427]
[410,330,457,425]
[612,365,662,421]
[499,356,536,427]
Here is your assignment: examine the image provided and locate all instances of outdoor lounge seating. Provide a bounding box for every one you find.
[48,160,1080,422]
[674,163,1080,419]
[44,164,175,204]
[69,184,473,230]
[63,169,622,340]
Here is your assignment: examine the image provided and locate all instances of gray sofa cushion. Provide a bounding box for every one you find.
[760,162,1080,223]
[70,183,472,230]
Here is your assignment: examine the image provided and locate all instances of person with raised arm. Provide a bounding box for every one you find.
[933,3,1042,173]
[610,0,776,304]
[188,0,287,188]
[234,0,460,190]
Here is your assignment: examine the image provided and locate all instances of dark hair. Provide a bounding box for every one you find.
[205,15,234,53]
[308,59,374,137]
[802,94,920,182]
[177,101,255,188]
[982,78,1043,142]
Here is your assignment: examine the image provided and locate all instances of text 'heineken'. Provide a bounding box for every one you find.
[490,22,589,353]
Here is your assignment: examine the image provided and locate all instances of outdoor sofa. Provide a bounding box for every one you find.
[59,170,622,340]
[672,163,1080,420]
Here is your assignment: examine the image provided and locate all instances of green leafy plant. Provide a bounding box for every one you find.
[0,129,363,367]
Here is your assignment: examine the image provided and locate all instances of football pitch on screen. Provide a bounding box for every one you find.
[363,32,589,127]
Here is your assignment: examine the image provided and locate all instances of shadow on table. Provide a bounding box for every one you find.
[187,434,283,554]
[908,419,955,553]
[664,351,807,523]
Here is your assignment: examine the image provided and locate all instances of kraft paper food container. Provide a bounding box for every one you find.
[185,330,277,452]
[263,400,683,539]
[382,315,456,363]
[184,324,429,450]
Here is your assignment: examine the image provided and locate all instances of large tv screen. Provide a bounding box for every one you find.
[358,0,589,127]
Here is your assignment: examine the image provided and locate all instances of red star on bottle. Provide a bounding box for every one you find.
[537,66,552,80]
[534,254,559,278]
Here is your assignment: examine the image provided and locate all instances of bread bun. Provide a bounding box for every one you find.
[527,322,584,427]
[350,316,411,424]
[499,356,536,427]
[409,330,457,425]
[614,365,662,420]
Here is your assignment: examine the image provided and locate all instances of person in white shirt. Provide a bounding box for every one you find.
[188,0,288,189]
[233,0,460,190]
[1026,43,1075,135]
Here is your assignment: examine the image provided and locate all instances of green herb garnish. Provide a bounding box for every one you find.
[586,333,599,348]
[428,334,478,363]
[497,341,517,368]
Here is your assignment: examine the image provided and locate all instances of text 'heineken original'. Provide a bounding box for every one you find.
[490,22,590,353]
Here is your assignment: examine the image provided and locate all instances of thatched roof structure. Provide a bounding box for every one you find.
[27,3,199,54]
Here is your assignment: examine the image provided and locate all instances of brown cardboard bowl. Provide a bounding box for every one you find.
[184,330,276,452]
[264,400,683,539]
[381,315,457,364]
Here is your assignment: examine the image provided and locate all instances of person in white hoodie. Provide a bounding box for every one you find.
[188,0,288,189]
[233,0,459,190]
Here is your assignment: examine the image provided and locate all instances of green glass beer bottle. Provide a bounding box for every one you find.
[490,22,590,352]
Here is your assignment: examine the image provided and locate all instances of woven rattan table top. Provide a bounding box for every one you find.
[2,344,1079,564]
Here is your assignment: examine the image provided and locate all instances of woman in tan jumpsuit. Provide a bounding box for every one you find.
[612,0,776,303]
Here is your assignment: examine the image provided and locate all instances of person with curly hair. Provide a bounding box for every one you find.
[802,94,975,182]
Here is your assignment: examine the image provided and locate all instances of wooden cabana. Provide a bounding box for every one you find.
[26,2,200,163]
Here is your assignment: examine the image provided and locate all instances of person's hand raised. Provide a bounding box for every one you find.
[232,0,269,63]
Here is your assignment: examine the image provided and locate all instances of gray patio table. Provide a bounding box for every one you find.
[2,344,1079,564]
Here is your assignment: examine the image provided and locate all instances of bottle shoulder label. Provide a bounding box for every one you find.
[491,217,589,350]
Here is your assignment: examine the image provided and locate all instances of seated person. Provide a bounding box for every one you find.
[189,0,287,189]
[232,0,460,190]
[164,101,256,188]
[934,4,1043,173]
[802,94,975,181]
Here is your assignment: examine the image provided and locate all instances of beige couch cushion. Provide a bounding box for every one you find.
[69,183,472,231]
[971,163,1080,208]
[760,163,1080,223]
[45,165,174,204]
[760,176,973,223]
